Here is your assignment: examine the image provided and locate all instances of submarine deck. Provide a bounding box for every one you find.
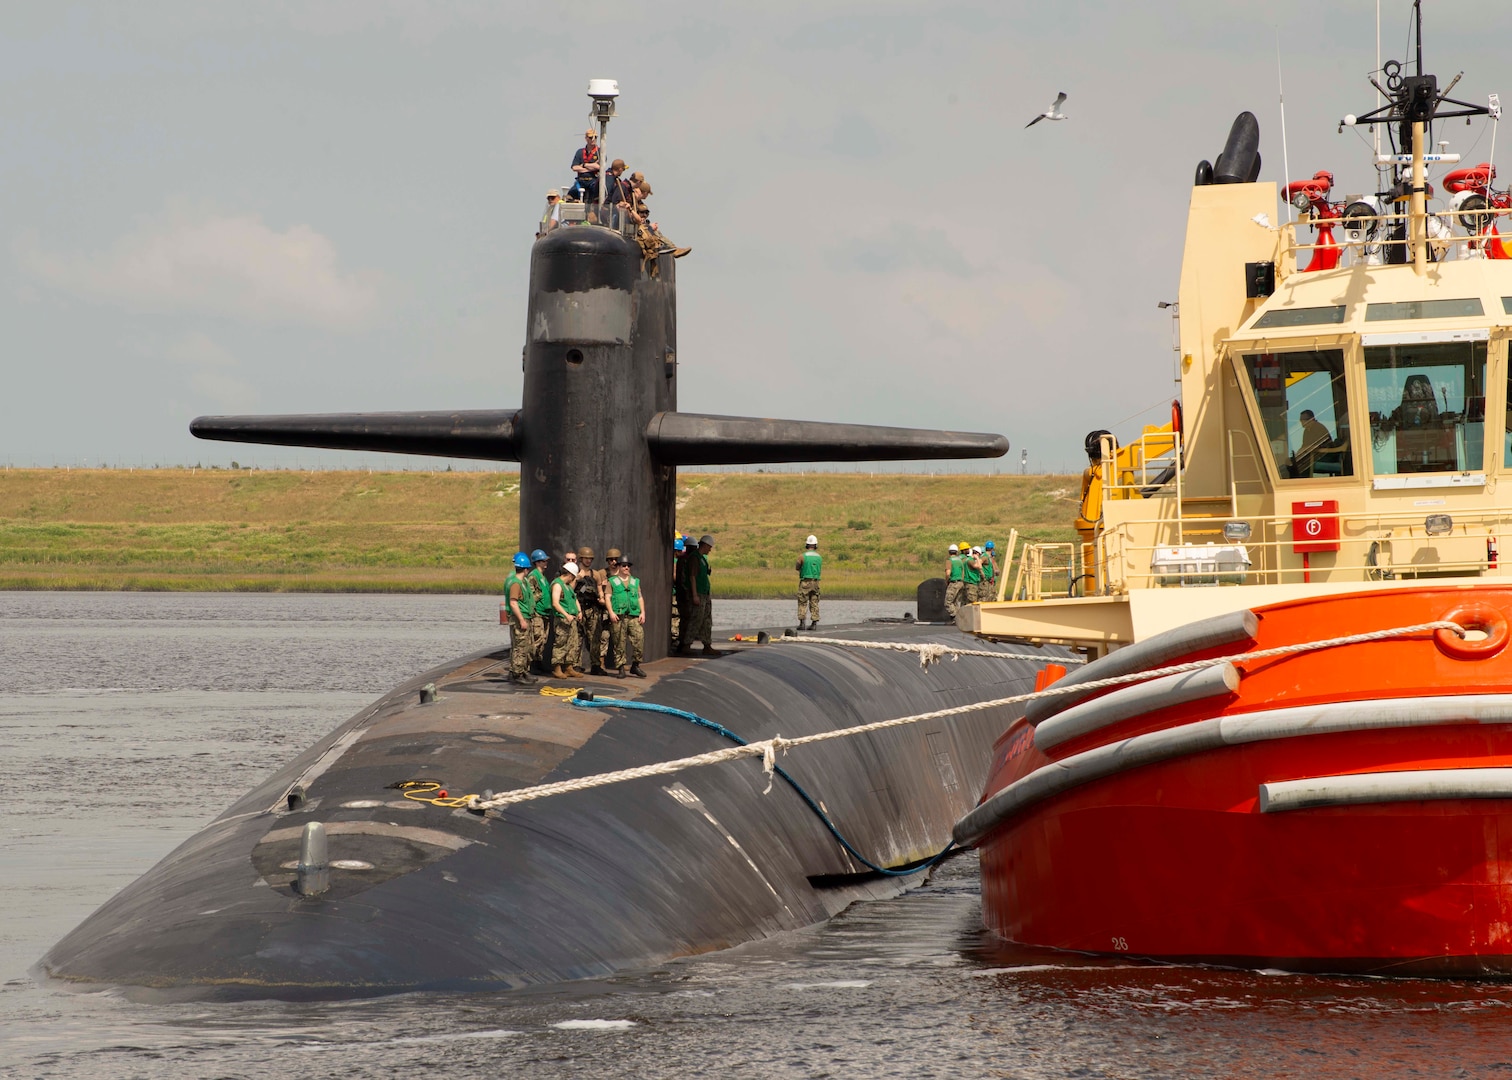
[41,618,1059,1000]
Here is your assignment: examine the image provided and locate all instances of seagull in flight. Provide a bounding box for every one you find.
[1026,92,1067,128]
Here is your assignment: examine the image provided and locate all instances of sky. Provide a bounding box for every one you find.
[6,1,1510,473]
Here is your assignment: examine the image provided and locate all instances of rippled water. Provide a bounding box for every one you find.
[4,593,1512,1078]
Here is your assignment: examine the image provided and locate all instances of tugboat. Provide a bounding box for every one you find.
[957,7,1512,976]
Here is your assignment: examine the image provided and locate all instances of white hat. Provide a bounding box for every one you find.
[948,543,959,553]
[971,546,982,555]
[562,561,580,575]
[806,534,818,546]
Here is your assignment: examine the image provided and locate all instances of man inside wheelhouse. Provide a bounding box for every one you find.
[1241,349,1354,479]
[1240,340,1491,481]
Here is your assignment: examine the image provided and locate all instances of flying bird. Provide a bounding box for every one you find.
[1026,92,1067,128]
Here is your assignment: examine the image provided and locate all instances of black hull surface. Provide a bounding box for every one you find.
[40,624,1050,1000]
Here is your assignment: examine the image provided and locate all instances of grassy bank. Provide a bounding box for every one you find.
[0,469,1081,598]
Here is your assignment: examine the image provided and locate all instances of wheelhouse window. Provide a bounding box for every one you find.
[1240,349,1352,479]
[1364,340,1486,474]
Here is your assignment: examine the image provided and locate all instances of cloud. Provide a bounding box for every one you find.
[163,332,259,411]
[16,213,381,329]
[826,223,976,277]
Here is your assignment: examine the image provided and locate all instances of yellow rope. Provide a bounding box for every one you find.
[396,780,476,808]
[539,686,583,698]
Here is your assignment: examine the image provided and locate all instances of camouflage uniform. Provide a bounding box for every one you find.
[504,570,535,679]
[609,570,646,672]
[529,563,552,671]
[574,551,606,674]
[963,553,984,605]
[550,574,582,674]
[944,552,965,617]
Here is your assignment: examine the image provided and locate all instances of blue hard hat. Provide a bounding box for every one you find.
[530,548,548,563]
[513,551,531,569]
[673,537,686,552]
[985,540,995,550]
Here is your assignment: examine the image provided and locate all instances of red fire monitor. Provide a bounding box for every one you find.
[1292,500,1340,554]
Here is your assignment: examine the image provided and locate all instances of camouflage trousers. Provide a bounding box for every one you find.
[508,618,534,677]
[530,614,549,664]
[551,617,581,671]
[797,579,820,624]
[944,580,964,617]
[611,616,644,667]
[688,595,713,648]
[578,608,605,670]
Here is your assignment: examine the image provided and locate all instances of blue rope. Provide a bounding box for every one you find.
[569,695,955,877]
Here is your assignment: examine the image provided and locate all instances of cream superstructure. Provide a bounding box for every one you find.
[968,178,1512,654]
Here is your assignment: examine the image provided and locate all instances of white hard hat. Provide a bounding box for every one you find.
[971,546,982,555]
[562,561,580,575]
[806,534,818,546]
[948,543,959,553]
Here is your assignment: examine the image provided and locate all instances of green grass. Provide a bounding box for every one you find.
[0,469,1081,597]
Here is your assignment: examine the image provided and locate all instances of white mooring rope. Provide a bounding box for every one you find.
[464,620,1464,813]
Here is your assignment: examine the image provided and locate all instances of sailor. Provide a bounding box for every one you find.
[944,543,965,616]
[504,553,537,684]
[796,534,822,631]
[528,548,552,675]
[675,534,696,653]
[680,534,724,657]
[574,546,609,677]
[550,560,583,679]
[570,129,601,205]
[608,554,647,678]
[538,190,562,238]
[600,548,622,669]
[981,540,998,601]
[963,544,984,604]
[670,535,686,650]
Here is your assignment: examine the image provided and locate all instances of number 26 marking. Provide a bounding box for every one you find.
[1111,937,1128,951]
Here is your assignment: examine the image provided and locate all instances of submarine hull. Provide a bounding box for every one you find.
[41,625,1053,999]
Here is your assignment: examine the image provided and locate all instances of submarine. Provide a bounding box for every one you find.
[40,82,1047,999]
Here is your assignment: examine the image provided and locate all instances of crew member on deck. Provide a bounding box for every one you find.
[505,553,536,685]
[981,540,998,600]
[670,535,687,650]
[609,555,647,678]
[796,534,822,631]
[574,546,608,677]
[945,543,964,617]
[680,534,723,657]
[528,548,552,675]
[550,561,583,679]
[963,544,985,605]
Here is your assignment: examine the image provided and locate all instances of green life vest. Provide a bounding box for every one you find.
[610,575,643,616]
[506,572,533,616]
[554,575,580,618]
[983,558,996,582]
[799,551,822,579]
[963,559,982,585]
[529,567,552,615]
[948,555,964,581]
[695,553,711,595]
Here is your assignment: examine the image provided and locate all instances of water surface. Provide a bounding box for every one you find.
[4,593,1511,1078]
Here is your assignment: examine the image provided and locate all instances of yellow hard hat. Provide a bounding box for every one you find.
[958,539,971,550]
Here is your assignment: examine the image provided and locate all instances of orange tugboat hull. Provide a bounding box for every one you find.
[966,586,1512,975]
